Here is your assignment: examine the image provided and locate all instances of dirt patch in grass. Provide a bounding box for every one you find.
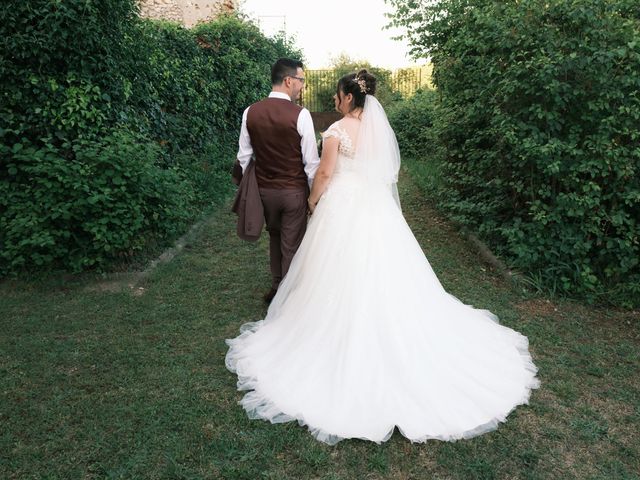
[514,298,560,318]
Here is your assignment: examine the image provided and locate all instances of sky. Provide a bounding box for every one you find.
[238,0,422,69]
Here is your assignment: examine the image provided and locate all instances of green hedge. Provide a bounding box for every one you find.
[389,0,640,307]
[0,2,301,275]
[388,89,445,200]
[1,132,193,272]
[388,89,438,160]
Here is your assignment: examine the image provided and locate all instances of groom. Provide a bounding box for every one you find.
[236,58,320,303]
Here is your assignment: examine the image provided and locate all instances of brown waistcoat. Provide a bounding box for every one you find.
[246,97,307,190]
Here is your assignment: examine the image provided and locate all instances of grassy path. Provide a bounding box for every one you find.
[1,167,639,479]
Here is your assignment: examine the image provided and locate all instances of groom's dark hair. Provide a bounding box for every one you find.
[271,58,304,85]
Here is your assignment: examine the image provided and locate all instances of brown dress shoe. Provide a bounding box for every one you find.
[263,287,278,304]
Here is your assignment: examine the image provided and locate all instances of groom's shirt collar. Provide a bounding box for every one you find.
[269,91,292,101]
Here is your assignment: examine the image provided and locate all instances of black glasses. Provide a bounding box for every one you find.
[289,76,305,84]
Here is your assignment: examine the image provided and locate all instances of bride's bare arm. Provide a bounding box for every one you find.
[308,136,339,213]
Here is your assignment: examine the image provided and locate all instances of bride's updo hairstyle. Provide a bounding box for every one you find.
[337,69,376,111]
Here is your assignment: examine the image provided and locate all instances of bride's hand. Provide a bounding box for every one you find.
[307,198,317,215]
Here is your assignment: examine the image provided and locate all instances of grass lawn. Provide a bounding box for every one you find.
[1,167,639,479]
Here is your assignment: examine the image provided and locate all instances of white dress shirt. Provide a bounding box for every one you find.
[236,92,320,185]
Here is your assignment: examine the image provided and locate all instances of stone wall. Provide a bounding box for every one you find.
[138,0,238,28]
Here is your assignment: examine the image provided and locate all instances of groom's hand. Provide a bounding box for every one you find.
[232,159,243,186]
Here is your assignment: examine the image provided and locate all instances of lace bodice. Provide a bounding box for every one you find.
[321,122,358,174]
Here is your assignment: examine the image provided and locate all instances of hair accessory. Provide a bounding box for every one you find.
[355,76,367,94]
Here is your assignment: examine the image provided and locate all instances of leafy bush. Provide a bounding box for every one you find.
[0,0,137,145]
[0,3,302,276]
[0,132,193,274]
[388,89,445,200]
[389,0,640,306]
[387,89,438,159]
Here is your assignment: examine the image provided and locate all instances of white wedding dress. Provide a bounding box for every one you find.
[226,96,540,445]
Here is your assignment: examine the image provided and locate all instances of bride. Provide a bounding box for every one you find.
[226,70,540,445]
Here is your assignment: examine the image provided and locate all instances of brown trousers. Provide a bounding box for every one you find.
[259,187,308,290]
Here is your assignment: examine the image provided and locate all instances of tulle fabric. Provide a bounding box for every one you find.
[355,95,402,209]
[225,166,540,445]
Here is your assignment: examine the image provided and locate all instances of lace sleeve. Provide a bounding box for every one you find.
[321,123,342,142]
